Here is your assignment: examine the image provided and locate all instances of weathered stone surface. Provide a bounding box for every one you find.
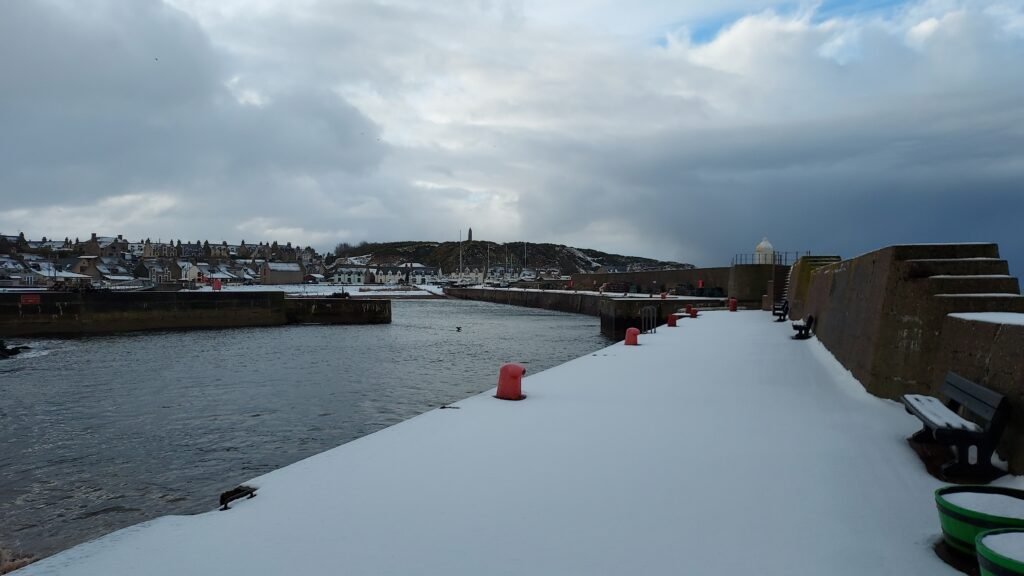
[571,264,786,306]
[285,298,390,325]
[784,256,842,320]
[803,244,1024,400]
[598,298,719,340]
[445,288,722,339]
[570,268,732,294]
[934,316,1024,474]
[727,265,788,305]
[904,258,1010,278]
[0,292,389,336]
[926,275,1020,294]
[446,288,606,316]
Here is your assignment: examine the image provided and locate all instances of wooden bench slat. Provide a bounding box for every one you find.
[945,372,1004,415]
[903,394,982,432]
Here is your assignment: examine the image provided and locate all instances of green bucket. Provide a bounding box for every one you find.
[977,529,1024,576]
[935,486,1024,555]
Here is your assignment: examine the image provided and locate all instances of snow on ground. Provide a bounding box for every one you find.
[950,312,1024,327]
[415,284,446,296]
[181,284,440,297]
[20,311,1016,575]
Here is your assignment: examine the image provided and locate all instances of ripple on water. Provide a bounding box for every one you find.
[0,299,609,560]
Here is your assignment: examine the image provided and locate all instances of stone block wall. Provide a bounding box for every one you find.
[571,268,732,294]
[445,288,605,316]
[803,244,1023,399]
[284,298,391,324]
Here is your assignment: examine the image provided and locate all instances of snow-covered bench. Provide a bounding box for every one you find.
[902,372,1008,482]
[791,315,814,339]
[772,300,789,322]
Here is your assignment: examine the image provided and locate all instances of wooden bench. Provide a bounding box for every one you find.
[219,485,257,510]
[772,300,789,322]
[902,372,1008,481]
[791,315,814,339]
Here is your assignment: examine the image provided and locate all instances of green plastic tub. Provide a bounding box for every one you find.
[935,486,1024,555]
[977,529,1024,576]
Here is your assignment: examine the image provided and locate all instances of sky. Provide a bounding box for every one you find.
[1,0,1023,268]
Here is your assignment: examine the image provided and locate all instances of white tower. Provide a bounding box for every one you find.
[755,237,775,264]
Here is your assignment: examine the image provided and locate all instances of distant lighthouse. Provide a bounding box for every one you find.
[467,228,473,242]
[755,237,775,264]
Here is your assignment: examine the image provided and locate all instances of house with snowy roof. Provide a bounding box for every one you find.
[96,257,135,283]
[0,255,31,287]
[25,259,91,287]
[177,261,200,283]
[326,264,369,285]
[79,233,129,258]
[225,261,257,283]
[400,263,441,285]
[209,242,231,259]
[179,242,204,259]
[260,261,305,284]
[197,262,238,283]
[127,241,146,258]
[134,259,175,284]
[143,241,177,258]
[71,256,133,283]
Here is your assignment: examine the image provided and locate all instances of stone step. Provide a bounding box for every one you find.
[932,293,1024,314]
[892,243,1000,261]
[904,258,1010,278]
[927,275,1020,295]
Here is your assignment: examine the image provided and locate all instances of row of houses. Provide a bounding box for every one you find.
[324,262,443,285]
[2,233,318,265]
[0,254,448,288]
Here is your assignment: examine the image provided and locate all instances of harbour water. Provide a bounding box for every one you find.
[0,299,609,562]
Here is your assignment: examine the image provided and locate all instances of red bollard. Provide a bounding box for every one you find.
[625,327,640,345]
[685,304,693,315]
[728,298,738,312]
[495,363,527,400]
[689,308,698,318]
[660,292,667,299]
[667,314,677,327]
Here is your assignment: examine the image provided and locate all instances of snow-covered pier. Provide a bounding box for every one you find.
[19,311,1021,575]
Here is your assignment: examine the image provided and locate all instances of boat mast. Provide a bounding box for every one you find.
[458,229,463,284]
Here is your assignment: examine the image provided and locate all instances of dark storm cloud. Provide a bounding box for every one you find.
[0,0,384,212]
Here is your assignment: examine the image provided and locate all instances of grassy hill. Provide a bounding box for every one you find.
[331,241,691,274]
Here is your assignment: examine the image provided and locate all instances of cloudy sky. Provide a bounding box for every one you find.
[1,0,1023,267]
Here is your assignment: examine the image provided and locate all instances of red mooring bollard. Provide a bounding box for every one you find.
[729,298,738,312]
[685,304,693,315]
[689,308,698,318]
[660,292,667,300]
[625,327,640,345]
[667,314,677,327]
[495,363,527,400]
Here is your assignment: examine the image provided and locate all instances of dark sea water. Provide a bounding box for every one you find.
[0,299,609,562]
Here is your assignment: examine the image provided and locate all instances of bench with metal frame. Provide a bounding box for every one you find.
[792,315,814,339]
[902,372,1009,482]
[772,300,789,322]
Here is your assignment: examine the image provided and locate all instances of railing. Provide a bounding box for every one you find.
[640,306,658,334]
[730,251,810,266]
